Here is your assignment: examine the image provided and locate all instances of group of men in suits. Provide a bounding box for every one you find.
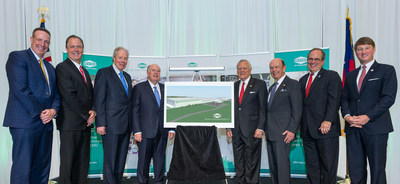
[229,37,397,184]
[4,28,174,184]
[3,27,396,184]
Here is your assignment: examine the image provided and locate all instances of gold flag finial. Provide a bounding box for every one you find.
[37,6,49,19]
[346,7,349,17]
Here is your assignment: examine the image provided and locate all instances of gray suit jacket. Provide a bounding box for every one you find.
[266,76,302,141]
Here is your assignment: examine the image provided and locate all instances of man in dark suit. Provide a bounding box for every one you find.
[266,58,302,184]
[94,47,133,184]
[133,64,175,184]
[299,48,341,184]
[341,37,397,184]
[226,59,267,184]
[56,35,95,184]
[3,28,60,184]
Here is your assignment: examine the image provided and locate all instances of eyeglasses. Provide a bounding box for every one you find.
[307,58,322,62]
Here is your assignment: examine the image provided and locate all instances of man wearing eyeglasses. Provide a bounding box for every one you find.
[299,48,342,184]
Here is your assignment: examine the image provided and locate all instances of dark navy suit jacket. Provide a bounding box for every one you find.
[341,61,397,135]
[132,80,169,139]
[94,65,133,134]
[4,49,60,130]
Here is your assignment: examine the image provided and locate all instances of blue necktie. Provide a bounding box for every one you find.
[268,82,278,108]
[119,72,128,95]
[154,86,161,107]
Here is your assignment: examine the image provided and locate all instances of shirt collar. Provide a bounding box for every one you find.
[30,48,41,61]
[112,64,123,75]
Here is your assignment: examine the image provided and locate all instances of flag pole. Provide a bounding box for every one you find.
[337,7,352,184]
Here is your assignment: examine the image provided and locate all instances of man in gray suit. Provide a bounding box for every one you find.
[226,59,267,184]
[266,58,302,184]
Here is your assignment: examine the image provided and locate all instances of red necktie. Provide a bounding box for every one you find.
[239,82,245,104]
[79,66,87,86]
[358,65,366,92]
[306,73,314,98]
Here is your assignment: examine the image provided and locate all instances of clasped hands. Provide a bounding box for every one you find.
[345,115,370,128]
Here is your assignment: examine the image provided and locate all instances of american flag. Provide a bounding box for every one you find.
[40,17,52,62]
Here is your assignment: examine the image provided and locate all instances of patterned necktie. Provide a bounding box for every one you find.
[119,72,128,95]
[79,66,87,86]
[39,59,48,84]
[306,73,314,98]
[358,65,366,92]
[239,82,245,104]
[268,82,278,108]
[154,86,161,107]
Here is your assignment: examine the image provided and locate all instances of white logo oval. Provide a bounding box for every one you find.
[213,113,221,119]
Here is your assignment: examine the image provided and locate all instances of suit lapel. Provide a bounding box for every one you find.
[28,49,49,88]
[65,58,89,89]
[109,66,129,97]
[359,61,378,94]
[240,77,254,104]
[144,81,159,107]
[307,69,325,99]
[270,76,288,108]
[124,72,132,98]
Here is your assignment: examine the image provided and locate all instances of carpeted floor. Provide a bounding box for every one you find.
[51,176,344,184]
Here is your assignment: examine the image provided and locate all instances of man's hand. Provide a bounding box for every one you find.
[283,130,295,144]
[96,126,106,135]
[168,132,175,140]
[345,115,366,128]
[40,108,56,124]
[254,129,263,139]
[226,130,233,138]
[134,133,142,143]
[87,110,96,127]
[319,121,332,134]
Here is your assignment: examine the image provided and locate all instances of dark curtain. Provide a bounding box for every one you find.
[168,126,226,181]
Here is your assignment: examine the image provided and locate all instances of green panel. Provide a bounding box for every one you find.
[62,53,113,75]
[274,48,330,72]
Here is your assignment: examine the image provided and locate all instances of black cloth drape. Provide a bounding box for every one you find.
[168,126,226,182]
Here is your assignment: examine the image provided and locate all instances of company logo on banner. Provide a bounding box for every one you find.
[62,52,113,75]
[137,63,147,69]
[294,56,307,65]
[187,62,198,67]
[274,48,329,72]
[83,60,97,68]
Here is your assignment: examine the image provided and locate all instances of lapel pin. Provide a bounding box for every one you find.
[250,85,253,87]
[371,69,374,72]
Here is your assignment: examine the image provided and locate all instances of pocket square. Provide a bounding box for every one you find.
[280,89,287,92]
[250,91,256,94]
[368,78,379,81]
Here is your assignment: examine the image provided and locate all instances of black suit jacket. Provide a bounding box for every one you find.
[56,58,94,130]
[341,61,397,135]
[233,77,267,138]
[133,80,170,139]
[266,76,302,141]
[94,65,133,134]
[299,69,341,139]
